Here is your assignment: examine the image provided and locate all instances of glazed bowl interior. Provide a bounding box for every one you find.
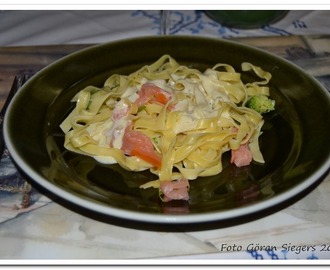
[4,36,330,224]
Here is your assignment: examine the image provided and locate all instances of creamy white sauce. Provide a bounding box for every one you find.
[88,73,233,165]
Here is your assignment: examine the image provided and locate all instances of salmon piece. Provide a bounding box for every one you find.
[230,143,253,167]
[160,178,190,202]
[134,83,171,107]
[121,125,161,168]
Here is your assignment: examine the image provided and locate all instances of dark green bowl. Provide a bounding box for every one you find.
[205,10,289,29]
[4,36,330,224]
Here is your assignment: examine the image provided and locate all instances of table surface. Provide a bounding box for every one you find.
[0,10,330,263]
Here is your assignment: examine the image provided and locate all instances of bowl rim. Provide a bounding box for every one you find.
[4,35,330,224]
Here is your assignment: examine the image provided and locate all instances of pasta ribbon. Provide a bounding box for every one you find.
[60,55,274,199]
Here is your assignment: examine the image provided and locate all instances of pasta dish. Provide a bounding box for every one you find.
[60,55,275,202]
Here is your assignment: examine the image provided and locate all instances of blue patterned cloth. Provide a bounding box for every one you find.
[131,10,327,37]
[0,10,330,46]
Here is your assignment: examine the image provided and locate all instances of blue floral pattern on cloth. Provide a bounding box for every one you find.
[247,249,319,260]
[131,10,295,37]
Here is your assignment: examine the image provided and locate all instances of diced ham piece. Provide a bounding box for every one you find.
[230,143,253,167]
[134,83,172,107]
[160,178,190,202]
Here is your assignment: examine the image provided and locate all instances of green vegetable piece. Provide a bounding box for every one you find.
[245,94,275,114]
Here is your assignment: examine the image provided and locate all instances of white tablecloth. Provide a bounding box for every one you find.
[1,9,330,264]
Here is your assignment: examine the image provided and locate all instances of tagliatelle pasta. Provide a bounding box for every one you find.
[60,55,273,202]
